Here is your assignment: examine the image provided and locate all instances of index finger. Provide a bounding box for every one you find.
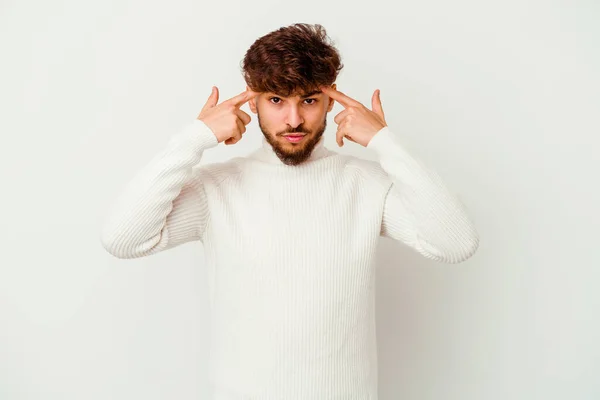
[320,86,362,108]
[224,89,260,108]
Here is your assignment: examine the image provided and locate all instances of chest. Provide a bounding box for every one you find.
[202,169,385,265]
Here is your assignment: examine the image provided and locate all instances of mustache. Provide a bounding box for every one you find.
[279,128,309,135]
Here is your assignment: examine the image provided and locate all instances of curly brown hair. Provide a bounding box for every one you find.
[241,23,343,97]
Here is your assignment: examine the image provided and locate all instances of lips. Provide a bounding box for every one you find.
[283,134,306,143]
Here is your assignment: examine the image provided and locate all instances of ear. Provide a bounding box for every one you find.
[326,83,336,112]
[246,85,258,114]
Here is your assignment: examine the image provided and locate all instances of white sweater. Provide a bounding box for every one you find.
[100,119,479,399]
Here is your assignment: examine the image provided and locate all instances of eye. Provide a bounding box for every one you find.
[268,97,318,105]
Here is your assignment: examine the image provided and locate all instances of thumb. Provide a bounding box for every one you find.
[203,86,219,110]
[371,89,385,119]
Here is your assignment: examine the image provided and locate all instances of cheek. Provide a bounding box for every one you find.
[259,102,277,114]
[308,108,327,123]
[258,109,285,132]
[261,109,283,125]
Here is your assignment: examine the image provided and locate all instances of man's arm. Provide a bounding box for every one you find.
[367,126,480,264]
[100,120,218,259]
[100,87,257,259]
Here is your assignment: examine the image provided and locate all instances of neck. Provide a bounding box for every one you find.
[249,134,332,165]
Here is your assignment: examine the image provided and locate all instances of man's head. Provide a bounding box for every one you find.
[241,23,343,166]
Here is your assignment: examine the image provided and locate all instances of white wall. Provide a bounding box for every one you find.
[1,0,598,399]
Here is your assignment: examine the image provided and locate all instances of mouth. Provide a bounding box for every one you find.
[282,134,306,143]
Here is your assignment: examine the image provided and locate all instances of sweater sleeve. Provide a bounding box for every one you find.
[366,126,479,264]
[100,119,219,259]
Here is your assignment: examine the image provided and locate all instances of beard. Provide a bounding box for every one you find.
[257,112,327,166]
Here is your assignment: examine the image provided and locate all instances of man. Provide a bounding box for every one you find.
[101,23,479,400]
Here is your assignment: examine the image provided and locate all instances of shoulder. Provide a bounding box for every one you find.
[339,153,391,188]
[191,157,246,188]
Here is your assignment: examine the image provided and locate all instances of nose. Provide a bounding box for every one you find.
[285,105,304,128]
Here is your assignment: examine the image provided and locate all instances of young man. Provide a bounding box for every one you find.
[101,23,479,400]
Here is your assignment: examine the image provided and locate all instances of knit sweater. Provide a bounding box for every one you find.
[100,119,479,399]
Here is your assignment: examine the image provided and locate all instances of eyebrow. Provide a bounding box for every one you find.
[268,90,322,99]
[300,90,322,98]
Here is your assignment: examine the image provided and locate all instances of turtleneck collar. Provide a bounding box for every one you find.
[248,134,332,165]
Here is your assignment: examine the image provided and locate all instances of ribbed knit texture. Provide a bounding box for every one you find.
[101,119,479,399]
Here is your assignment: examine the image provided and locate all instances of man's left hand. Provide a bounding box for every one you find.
[320,86,388,147]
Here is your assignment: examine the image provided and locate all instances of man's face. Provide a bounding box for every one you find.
[248,85,336,166]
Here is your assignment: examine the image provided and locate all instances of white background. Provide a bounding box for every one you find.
[1,0,598,399]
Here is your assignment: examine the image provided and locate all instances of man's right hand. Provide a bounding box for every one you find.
[197,86,259,145]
